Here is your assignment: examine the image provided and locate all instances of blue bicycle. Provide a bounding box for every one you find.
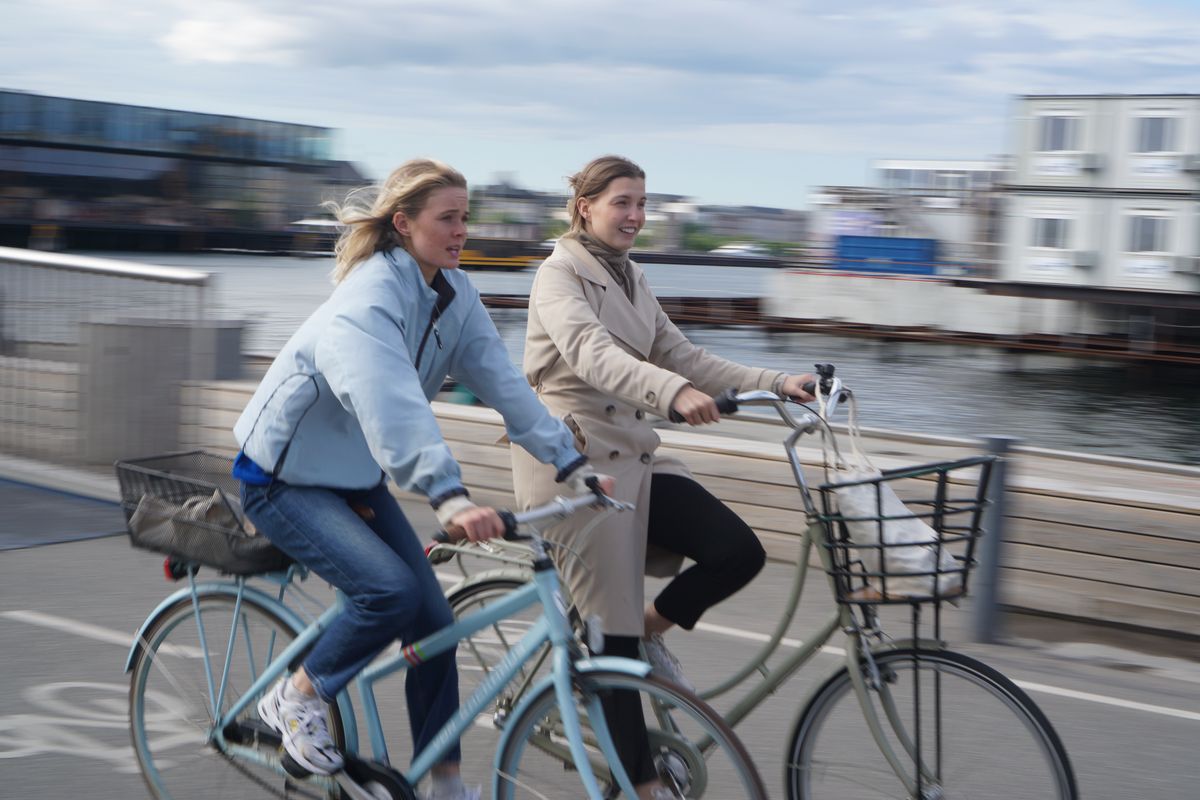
[117,452,767,800]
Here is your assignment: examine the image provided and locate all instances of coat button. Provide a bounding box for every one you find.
[605,404,616,415]
[609,450,620,460]
[640,453,651,464]
[634,410,644,420]
[644,391,656,403]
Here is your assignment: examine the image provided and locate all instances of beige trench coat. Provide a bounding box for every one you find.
[511,238,784,636]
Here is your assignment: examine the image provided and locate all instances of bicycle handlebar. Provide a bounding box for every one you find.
[432,491,633,545]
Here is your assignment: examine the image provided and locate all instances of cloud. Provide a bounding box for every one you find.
[3,0,1200,205]
[159,2,309,65]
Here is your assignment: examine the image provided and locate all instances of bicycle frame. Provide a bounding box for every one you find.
[127,530,650,799]
[666,395,959,797]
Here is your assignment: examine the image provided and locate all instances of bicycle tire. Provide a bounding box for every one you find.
[495,668,769,799]
[785,647,1077,800]
[129,591,346,800]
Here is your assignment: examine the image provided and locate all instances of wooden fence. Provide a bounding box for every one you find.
[180,381,1200,638]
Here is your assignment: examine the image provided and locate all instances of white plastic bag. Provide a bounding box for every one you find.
[819,390,960,598]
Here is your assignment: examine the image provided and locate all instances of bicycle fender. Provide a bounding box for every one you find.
[124,582,307,673]
[491,657,653,780]
[444,566,534,598]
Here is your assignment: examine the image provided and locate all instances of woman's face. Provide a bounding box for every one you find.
[578,176,646,253]
[393,185,469,281]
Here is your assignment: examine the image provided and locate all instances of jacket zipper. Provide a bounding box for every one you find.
[414,304,444,371]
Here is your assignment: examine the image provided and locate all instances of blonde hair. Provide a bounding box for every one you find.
[326,158,467,283]
[566,155,646,233]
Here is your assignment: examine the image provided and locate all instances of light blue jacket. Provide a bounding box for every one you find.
[233,247,582,500]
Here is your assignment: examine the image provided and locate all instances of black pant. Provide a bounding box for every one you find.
[593,473,767,785]
[647,473,767,629]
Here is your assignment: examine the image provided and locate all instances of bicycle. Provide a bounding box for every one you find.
[429,366,1079,799]
[115,451,768,800]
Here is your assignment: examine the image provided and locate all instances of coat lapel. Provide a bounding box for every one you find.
[558,238,655,358]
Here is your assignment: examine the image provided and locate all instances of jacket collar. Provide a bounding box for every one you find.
[385,247,457,309]
[557,237,610,288]
[555,237,654,357]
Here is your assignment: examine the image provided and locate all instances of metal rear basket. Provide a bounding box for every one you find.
[816,455,995,606]
[114,450,292,576]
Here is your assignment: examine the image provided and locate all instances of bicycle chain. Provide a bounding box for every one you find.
[217,742,331,800]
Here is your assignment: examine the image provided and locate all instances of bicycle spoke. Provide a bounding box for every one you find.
[130,594,344,800]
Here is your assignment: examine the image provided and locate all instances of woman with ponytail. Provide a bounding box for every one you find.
[232,158,605,800]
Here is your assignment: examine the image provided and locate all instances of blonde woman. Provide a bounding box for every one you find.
[233,159,601,800]
[513,155,814,799]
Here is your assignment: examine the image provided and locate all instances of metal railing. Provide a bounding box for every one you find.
[0,246,232,465]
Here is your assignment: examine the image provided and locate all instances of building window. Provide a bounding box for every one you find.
[1037,116,1078,152]
[1031,217,1070,249]
[1134,117,1177,153]
[1128,215,1169,253]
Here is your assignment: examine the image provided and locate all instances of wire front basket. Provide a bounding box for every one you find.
[114,450,292,575]
[816,454,996,606]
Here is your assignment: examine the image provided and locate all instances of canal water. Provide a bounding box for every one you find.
[119,253,1200,466]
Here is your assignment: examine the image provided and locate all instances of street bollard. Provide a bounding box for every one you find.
[973,435,1019,644]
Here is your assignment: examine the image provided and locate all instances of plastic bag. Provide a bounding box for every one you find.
[826,466,961,597]
[818,390,960,598]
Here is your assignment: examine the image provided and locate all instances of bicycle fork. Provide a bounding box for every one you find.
[845,609,945,800]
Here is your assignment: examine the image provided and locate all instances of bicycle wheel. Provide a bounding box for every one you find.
[129,591,346,800]
[448,578,557,741]
[495,668,769,799]
[786,647,1077,800]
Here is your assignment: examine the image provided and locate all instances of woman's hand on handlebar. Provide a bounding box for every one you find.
[669,385,722,426]
[447,506,507,542]
[780,373,818,403]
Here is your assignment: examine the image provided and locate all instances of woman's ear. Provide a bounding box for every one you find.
[576,196,590,223]
[391,211,409,237]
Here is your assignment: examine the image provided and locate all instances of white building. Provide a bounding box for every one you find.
[1004,94,1200,291]
[873,159,1007,197]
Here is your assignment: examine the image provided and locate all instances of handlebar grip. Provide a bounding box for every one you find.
[713,387,740,415]
[669,387,740,423]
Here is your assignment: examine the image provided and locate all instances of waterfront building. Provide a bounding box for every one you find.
[0,89,365,251]
[1003,94,1200,293]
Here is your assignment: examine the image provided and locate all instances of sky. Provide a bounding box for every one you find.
[3,0,1200,209]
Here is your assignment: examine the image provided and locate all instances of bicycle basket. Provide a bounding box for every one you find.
[114,450,292,575]
[816,454,995,605]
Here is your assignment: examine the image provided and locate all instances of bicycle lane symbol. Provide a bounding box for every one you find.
[0,681,200,773]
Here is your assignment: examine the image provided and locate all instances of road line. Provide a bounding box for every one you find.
[4,610,203,658]
[3,610,135,648]
[694,620,1200,723]
[1011,680,1200,722]
[10,606,1197,723]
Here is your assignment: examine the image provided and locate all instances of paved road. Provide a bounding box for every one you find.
[3,523,1199,799]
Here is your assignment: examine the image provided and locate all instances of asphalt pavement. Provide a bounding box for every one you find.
[2,510,1199,799]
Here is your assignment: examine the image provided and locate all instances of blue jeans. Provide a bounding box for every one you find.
[241,480,460,763]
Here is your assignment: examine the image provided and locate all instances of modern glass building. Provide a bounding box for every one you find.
[0,90,363,250]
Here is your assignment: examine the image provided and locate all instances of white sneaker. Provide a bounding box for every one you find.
[643,632,695,693]
[257,677,344,775]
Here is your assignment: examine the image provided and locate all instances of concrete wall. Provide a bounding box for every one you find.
[0,356,80,461]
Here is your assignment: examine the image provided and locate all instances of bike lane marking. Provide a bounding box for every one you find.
[694,620,1200,723]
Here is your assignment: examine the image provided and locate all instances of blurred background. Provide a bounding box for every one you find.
[2,2,1200,798]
